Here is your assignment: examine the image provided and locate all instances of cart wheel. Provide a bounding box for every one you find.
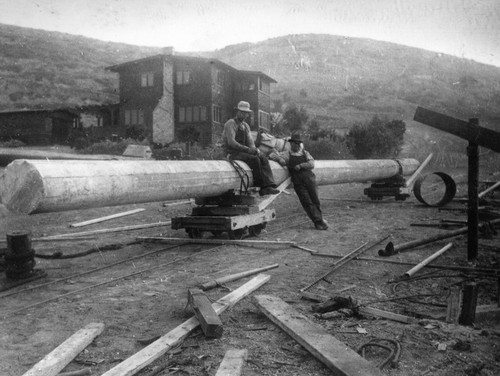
[228,228,246,240]
[248,224,263,237]
[187,228,203,239]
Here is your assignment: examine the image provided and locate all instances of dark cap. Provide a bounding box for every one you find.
[289,133,303,144]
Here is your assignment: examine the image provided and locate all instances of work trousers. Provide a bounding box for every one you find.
[228,151,276,188]
[291,171,323,224]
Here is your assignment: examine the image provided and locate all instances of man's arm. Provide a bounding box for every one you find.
[295,150,315,170]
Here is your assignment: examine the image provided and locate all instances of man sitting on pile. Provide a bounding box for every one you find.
[222,101,280,196]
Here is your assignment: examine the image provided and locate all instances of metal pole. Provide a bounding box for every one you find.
[467,118,479,261]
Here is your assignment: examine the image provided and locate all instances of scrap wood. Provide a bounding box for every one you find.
[69,208,145,228]
[137,237,295,247]
[58,369,92,376]
[252,295,384,376]
[291,244,319,254]
[41,221,172,240]
[357,306,416,324]
[199,263,279,290]
[478,181,500,199]
[188,288,223,338]
[214,349,248,376]
[162,199,194,207]
[300,235,389,292]
[100,273,270,376]
[21,322,104,376]
[257,177,291,211]
[379,218,500,257]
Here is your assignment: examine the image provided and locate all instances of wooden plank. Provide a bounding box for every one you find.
[252,295,384,376]
[200,264,279,290]
[230,209,276,230]
[188,289,223,338]
[69,208,145,227]
[413,106,500,152]
[137,237,295,247]
[40,221,171,240]
[257,177,291,211]
[21,322,104,376]
[358,306,415,324]
[215,349,248,376]
[100,274,270,376]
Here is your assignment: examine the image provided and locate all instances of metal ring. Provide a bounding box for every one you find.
[413,172,456,207]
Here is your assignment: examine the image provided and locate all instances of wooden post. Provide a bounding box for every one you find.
[187,289,223,338]
[459,282,478,325]
[467,119,480,261]
[446,285,462,323]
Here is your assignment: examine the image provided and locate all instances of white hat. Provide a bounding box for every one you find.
[236,101,252,112]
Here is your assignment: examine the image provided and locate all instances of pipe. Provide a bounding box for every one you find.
[0,158,420,214]
[403,242,453,278]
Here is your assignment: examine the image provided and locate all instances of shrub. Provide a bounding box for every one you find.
[304,137,352,160]
[80,138,148,155]
[0,139,26,148]
[346,116,406,159]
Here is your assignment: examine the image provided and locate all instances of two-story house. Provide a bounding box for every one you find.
[106,49,276,146]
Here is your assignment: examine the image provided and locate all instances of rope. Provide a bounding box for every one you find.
[227,156,250,194]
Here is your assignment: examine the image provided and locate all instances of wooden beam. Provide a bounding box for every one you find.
[413,106,500,152]
[257,177,291,211]
[252,295,384,376]
[21,323,104,376]
[100,274,270,376]
[187,288,223,338]
[200,264,279,290]
[358,306,415,324]
[69,208,145,228]
[137,237,295,247]
[215,349,248,376]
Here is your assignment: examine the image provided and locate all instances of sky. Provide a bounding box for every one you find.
[0,0,499,67]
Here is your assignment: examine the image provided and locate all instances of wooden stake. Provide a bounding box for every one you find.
[188,288,223,338]
[215,349,248,376]
[69,208,145,228]
[21,323,104,376]
[100,274,270,376]
[459,282,478,325]
[446,286,462,324]
[200,264,279,290]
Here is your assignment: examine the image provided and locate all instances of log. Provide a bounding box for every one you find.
[200,264,279,290]
[0,158,420,214]
[21,323,104,376]
[253,295,384,376]
[215,349,248,376]
[100,274,270,376]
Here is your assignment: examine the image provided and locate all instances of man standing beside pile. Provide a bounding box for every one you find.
[222,101,279,196]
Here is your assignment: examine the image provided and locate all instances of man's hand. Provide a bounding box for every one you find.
[294,165,301,171]
[248,147,259,155]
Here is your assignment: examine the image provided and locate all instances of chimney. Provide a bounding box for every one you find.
[162,46,174,55]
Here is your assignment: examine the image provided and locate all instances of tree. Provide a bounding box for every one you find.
[346,116,406,159]
[283,104,308,134]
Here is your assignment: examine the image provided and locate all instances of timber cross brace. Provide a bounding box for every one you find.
[413,106,500,261]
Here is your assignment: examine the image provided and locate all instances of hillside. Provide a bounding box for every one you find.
[1,24,500,138]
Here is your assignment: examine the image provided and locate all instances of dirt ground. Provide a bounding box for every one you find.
[1,167,499,376]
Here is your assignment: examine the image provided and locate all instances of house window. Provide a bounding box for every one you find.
[97,116,103,127]
[124,109,145,126]
[259,110,270,128]
[215,69,224,87]
[141,72,154,87]
[259,78,270,94]
[178,106,208,123]
[212,105,222,123]
[176,70,191,85]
